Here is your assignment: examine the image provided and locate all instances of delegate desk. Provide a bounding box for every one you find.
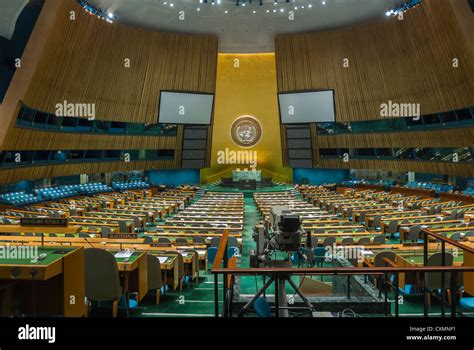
[148,253,179,291]
[394,251,465,290]
[112,251,148,302]
[0,224,82,235]
[0,246,85,317]
[364,245,470,291]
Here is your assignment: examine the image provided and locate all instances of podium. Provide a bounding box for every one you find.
[238,180,257,190]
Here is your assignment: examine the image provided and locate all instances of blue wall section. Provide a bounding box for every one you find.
[415,173,447,182]
[293,168,349,185]
[145,170,200,186]
[0,180,34,195]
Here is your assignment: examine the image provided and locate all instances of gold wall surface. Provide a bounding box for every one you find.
[201,54,291,183]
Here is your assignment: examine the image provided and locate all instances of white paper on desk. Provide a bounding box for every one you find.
[361,250,374,256]
[115,251,133,259]
[181,252,190,257]
[157,257,168,264]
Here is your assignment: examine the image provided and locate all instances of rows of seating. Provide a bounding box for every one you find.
[112,180,150,191]
[0,186,220,316]
[254,188,386,247]
[294,185,474,311]
[404,181,453,194]
[148,191,244,242]
[0,191,38,206]
[464,187,474,196]
[0,182,116,206]
[35,182,113,200]
[341,179,394,188]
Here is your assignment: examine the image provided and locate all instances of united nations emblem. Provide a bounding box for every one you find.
[230,115,263,148]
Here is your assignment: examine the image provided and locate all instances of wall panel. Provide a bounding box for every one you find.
[276,0,474,122]
[276,0,474,176]
[318,128,474,149]
[0,160,177,185]
[0,0,217,184]
[318,159,474,177]
[23,0,218,123]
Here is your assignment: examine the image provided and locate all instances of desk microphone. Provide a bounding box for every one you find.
[83,237,95,248]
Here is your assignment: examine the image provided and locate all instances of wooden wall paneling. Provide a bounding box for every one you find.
[276,0,474,176]
[0,0,218,184]
[317,158,474,177]
[22,0,218,123]
[316,127,474,149]
[275,0,474,122]
[0,159,178,186]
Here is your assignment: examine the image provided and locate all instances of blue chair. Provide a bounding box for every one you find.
[227,246,240,258]
[118,295,138,309]
[253,297,272,317]
[314,247,327,268]
[459,298,474,311]
[207,247,218,271]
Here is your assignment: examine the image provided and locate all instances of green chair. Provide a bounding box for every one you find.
[84,248,123,317]
[147,254,163,305]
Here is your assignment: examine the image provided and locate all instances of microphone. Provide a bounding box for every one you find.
[83,237,95,248]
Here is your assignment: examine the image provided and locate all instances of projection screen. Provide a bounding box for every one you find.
[158,91,214,125]
[279,90,336,124]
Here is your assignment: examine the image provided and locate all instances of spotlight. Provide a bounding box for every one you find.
[386,0,423,17]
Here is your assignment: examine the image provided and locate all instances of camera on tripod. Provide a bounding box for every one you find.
[245,206,315,317]
[271,206,302,252]
[250,206,305,268]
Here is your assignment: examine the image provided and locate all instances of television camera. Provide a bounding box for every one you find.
[243,206,315,317]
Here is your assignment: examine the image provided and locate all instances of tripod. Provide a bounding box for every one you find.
[238,272,315,317]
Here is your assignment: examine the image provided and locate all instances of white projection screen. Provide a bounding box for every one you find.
[279,90,336,124]
[158,91,214,125]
